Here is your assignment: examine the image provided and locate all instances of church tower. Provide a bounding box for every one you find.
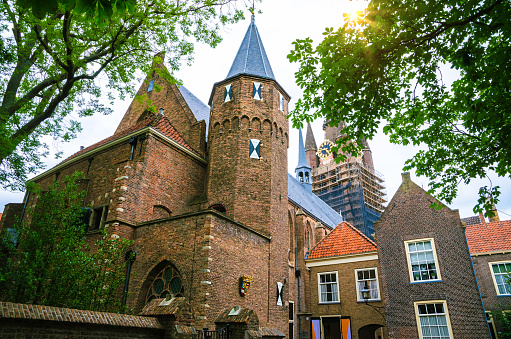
[295,128,312,193]
[206,15,291,329]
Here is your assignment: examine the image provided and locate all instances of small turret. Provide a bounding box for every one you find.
[304,123,318,169]
[295,128,312,193]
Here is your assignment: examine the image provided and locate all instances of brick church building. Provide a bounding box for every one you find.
[0,16,343,338]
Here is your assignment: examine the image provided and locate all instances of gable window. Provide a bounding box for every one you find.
[148,79,155,92]
[405,239,441,283]
[414,301,453,339]
[224,84,232,102]
[89,205,108,231]
[490,261,511,295]
[318,272,339,303]
[253,82,261,100]
[279,93,284,111]
[355,268,380,301]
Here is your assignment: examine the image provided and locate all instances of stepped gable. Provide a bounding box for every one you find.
[64,114,199,163]
[465,219,511,254]
[307,221,376,259]
[178,86,210,137]
[288,173,343,229]
[225,15,275,80]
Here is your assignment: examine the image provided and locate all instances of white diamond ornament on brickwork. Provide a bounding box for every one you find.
[277,282,283,306]
[250,139,260,159]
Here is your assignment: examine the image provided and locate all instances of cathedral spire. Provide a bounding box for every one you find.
[225,16,275,80]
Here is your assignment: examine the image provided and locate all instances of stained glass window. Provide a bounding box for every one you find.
[146,265,184,304]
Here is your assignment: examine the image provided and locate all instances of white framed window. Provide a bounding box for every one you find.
[405,238,441,283]
[355,267,380,301]
[318,272,339,303]
[414,300,453,339]
[489,261,511,295]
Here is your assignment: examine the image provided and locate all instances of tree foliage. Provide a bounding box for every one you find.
[288,0,510,215]
[0,0,246,190]
[0,172,133,312]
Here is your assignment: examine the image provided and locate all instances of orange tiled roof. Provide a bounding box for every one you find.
[307,221,377,259]
[63,114,198,163]
[465,220,511,254]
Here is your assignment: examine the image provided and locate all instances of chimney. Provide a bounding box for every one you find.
[489,204,500,223]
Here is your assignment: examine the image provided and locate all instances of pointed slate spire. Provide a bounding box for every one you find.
[304,123,317,151]
[225,14,275,80]
[295,128,312,194]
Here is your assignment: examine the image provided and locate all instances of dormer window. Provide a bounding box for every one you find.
[279,93,284,111]
[224,84,232,102]
[253,82,261,100]
[148,80,155,92]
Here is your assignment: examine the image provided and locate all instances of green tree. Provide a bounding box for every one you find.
[288,0,510,215]
[0,172,133,312]
[0,0,246,190]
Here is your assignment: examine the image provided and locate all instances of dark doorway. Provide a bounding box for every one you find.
[358,324,383,339]
[322,317,341,339]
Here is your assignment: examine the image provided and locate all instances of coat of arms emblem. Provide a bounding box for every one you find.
[239,275,253,297]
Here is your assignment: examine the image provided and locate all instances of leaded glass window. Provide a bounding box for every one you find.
[407,240,439,282]
[146,265,184,304]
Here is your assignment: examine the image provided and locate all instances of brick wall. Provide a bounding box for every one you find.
[375,173,490,339]
[0,302,164,338]
[472,252,511,311]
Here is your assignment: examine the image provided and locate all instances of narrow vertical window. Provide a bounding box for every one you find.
[148,80,155,92]
[249,139,260,159]
[224,84,232,102]
[253,82,261,100]
[279,93,284,111]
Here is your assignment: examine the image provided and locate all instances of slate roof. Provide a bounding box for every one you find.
[225,15,275,81]
[178,86,210,137]
[288,173,343,229]
[465,220,511,254]
[64,114,198,163]
[307,221,377,259]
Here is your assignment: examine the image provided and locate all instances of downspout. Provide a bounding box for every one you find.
[463,224,491,337]
[122,250,137,311]
[295,206,301,338]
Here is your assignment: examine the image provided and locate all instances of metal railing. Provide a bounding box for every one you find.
[198,325,229,339]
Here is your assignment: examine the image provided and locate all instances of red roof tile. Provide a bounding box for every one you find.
[307,222,377,259]
[63,114,198,163]
[465,219,511,254]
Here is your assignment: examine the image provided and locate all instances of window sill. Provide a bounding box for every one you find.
[318,302,341,305]
[357,299,381,303]
[410,279,442,284]
[497,295,511,297]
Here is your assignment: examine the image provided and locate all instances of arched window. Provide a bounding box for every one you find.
[209,204,226,214]
[145,264,184,304]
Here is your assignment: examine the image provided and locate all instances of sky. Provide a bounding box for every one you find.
[1,0,510,220]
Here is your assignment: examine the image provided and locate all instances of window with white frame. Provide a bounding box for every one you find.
[490,261,511,295]
[415,301,453,339]
[355,268,380,301]
[318,272,339,303]
[405,239,441,282]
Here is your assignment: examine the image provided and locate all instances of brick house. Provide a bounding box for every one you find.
[305,221,388,339]
[375,172,490,339]
[0,16,342,339]
[465,213,511,338]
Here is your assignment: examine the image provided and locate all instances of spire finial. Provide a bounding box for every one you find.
[251,0,255,22]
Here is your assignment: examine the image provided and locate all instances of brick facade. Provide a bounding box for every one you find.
[375,173,490,339]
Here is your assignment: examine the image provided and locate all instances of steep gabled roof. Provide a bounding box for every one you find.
[225,15,275,81]
[307,221,377,259]
[178,86,210,137]
[465,220,511,254]
[288,173,343,229]
[64,114,199,163]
